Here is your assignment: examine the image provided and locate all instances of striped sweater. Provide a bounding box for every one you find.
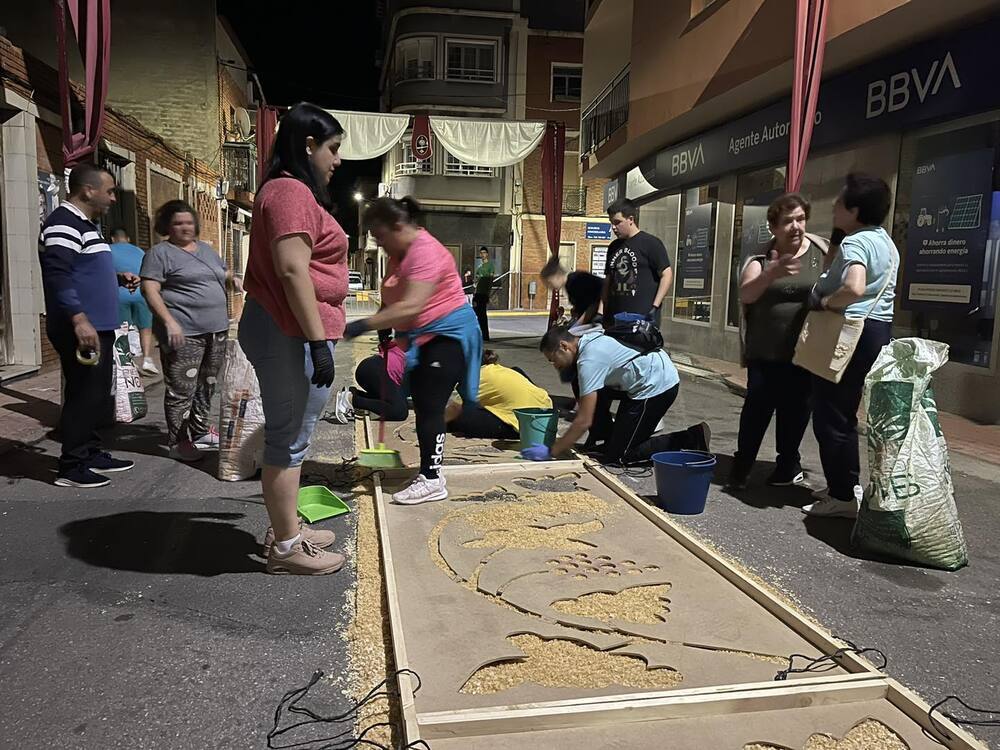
[38,202,119,331]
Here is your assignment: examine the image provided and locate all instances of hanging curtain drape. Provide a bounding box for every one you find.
[541,121,566,326]
[326,110,410,161]
[786,0,829,192]
[53,0,111,167]
[429,117,545,167]
[256,105,280,182]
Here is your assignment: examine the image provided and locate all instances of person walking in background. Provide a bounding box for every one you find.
[473,246,494,341]
[240,103,348,575]
[330,329,409,423]
[804,173,898,519]
[445,349,551,440]
[540,257,603,327]
[110,228,157,375]
[604,198,673,326]
[141,200,236,463]
[344,196,482,506]
[39,164,138,488]
[728,194,828,490]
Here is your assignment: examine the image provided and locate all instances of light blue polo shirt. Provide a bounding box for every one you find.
[576,330,679,400]
[815,226,898,321]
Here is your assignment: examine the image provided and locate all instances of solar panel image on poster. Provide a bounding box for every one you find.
[948,193,984,230]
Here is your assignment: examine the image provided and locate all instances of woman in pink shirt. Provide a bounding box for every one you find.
[330,330,409,422]
[239,103,348,576]
[343,196,482,505]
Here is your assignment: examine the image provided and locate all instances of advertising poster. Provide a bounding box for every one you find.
[590,245,608,278]
[903,146,994,311]
[675,203,715,299]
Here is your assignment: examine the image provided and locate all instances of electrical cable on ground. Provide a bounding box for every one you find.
[773,639,888,681]
[928,695,1000,742]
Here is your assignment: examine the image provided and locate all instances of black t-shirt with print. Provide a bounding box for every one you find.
[604,230,671,320]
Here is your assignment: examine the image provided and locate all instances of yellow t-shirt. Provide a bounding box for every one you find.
[478,364,552,430]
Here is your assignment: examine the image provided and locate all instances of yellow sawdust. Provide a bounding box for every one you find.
[552,584,671,624]
[460,634,682,694]
[462,520,604,551]
[461,491,613,533]
[744,718,910,750]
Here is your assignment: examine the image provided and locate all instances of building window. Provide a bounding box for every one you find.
[552,65,582,102]
[394,37,435,82]
[395,133,433,176]
[444,151,495,177]
[674,183,720,324]
[99,149,137,241]
[445,40,497,82]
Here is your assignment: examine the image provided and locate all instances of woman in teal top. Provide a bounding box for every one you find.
[804,173,898,520]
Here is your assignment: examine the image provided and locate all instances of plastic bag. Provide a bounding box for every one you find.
[853,338,968,570]
[113,323,147,423]
[217,339,265,481]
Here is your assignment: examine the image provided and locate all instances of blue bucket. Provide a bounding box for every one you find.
[614,312,647,324]
[651,450,716,515]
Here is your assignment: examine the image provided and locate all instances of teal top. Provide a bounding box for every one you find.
[815,226,898,322]
[577,330,679,400]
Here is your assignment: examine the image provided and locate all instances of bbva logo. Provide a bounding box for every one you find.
[671,142,705,177]
[866,52,961,119]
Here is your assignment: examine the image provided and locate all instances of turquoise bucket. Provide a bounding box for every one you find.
[514,407,559,451]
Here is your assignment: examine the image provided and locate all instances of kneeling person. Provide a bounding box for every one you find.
[529,326,709,463]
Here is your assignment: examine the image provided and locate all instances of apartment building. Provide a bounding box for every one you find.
[581,0,1000,422]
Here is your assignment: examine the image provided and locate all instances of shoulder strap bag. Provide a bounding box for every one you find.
[792,256,895,383]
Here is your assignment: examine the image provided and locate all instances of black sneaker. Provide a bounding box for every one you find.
[88,451,135,474]
[55,466,111,488]
[725,470,749,491]
[766,465,805,486]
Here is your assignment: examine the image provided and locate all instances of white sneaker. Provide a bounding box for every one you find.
[332,389,354,425]
[392,474,448,505]
[801,496,859,519]
[141,359,160,375]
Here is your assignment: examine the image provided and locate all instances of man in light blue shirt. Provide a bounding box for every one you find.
[526,326,709,463]
[110,228,157,374]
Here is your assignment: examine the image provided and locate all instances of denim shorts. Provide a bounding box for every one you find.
[238,298,335,468]
[118,297,153,330]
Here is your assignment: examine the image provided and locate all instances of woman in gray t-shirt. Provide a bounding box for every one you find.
[141,199,240,462]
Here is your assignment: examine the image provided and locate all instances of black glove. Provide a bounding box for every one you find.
[377,328,393,345]
[807,288,825,311]
[309,340,336,387]
[343,318,371,340]
[646,305,660,321]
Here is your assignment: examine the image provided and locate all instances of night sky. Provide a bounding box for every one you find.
[218,0,384,241]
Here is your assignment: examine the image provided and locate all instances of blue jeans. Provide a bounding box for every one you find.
[238,298,335,468]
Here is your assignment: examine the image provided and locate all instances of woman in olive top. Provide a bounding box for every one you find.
[728,193,826,490]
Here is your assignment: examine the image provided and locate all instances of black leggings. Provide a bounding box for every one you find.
[352,355,409,421]
[597,385,704,463]
[409,336,465,478]
[448,404,518,440]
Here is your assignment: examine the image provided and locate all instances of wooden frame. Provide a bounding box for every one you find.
[367,446,986,749]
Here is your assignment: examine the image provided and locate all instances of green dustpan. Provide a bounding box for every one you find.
[297,485,351,523]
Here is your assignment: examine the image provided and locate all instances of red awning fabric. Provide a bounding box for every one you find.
[787,0,829,193]
[256,105,280,184]
[541,121,566,326]
[54,0,111,167]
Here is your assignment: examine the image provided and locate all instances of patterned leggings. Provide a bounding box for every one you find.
[162,331,227,446]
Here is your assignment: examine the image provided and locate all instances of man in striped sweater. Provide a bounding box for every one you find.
[39,164,141,488]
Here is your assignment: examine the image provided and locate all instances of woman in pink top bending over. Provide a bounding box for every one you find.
[343,196,482,505]
[239,103,348,576]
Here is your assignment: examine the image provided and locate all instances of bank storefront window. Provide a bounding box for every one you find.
[636,191,681,309]
[893,113,1000,368]
[674,184,719,323]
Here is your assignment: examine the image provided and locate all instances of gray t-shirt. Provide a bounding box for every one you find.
[140,240,229,339]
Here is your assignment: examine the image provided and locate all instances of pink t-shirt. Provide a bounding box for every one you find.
[380,229,467,331]
[245,177,348,339]
[384,343,406,385]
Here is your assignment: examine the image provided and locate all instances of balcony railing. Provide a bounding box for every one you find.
[395,159,433,177]
[581,66,629,156]
[223,143,256,194]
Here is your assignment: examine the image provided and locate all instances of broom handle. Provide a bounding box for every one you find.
[378,341,389,445]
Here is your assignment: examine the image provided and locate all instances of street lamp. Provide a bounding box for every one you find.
[353,192,365,258]
[353,192,363,202]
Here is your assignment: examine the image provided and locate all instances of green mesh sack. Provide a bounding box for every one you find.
[852,338,967,570]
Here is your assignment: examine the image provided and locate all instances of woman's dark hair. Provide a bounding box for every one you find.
[263,102,345,213]
[364,196,423,228]
[154,199,199,237]
[842,172,891,226]
[482,349,500,366]
[767,193,811,225]
[540,255,566,280]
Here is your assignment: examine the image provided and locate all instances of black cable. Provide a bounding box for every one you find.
[773,640,887,681]
[928,695,1000,741]
[268,668,425,750]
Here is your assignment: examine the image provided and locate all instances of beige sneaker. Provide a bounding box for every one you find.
[262,521,336,558]
[266,539,345,575]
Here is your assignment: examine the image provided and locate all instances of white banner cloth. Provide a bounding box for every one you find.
[326,110,410,161]
[429,117,545,167]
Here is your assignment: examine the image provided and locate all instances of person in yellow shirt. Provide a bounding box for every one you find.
[445,350,552,439]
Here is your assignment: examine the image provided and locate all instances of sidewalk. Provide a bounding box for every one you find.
[683,352,1000,467]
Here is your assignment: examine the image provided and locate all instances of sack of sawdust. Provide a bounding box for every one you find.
[217,339,264,481]
[112,323,147,423]
[852,338,967,570]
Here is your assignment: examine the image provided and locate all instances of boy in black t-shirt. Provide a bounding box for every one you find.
[540,256,604,326]
[604,198,673,326]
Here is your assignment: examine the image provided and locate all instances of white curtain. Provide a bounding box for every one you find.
[326,110,410,161]
[429,117,545,167]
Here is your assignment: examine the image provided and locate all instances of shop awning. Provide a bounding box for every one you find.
[326,110,411,161]
[429,116,546,167]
